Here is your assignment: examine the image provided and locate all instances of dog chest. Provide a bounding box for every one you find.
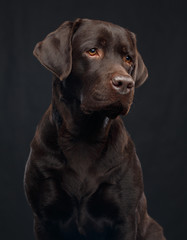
[42,174,123,236]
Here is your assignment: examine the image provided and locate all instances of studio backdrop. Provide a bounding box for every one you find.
[0,0,186,239]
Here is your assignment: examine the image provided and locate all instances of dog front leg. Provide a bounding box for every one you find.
[111,215,137,240]
[34,216,64,240]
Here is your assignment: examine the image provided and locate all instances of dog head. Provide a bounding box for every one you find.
[34,18,148,118]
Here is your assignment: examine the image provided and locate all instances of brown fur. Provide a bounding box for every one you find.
[24,18,166,240]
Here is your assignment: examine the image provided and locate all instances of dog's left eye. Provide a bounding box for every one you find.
[87,48,98,56]
[123,55,133,65]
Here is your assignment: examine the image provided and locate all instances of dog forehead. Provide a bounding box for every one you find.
[72,19,131,48]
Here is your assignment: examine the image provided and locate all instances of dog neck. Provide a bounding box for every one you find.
[51,77,112,142]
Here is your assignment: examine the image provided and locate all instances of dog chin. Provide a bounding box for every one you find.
[80,101,131,119]
[105,104,131,119]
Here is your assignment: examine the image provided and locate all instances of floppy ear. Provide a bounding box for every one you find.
[128,31,148,88]
[33,19,81,81]
[134,52,148,88]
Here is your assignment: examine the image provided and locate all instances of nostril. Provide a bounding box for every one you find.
[112,76,126,88]
[127,81,134,89]
[111,75,134,94]
[112,79,123,87]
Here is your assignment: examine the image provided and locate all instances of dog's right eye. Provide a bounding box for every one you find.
[87,48,98,56]
[85,48,104,58]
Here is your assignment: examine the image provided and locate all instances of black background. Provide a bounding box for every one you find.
[0,0,186,239]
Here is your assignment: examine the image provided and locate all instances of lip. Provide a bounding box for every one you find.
[80,87,134,116]
[80,98,128,116]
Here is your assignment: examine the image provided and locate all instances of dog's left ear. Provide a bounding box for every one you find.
[129,31,148,88]
[134,52,148,88]
[33,19,81,81]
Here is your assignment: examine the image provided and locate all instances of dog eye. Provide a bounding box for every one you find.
[87,48,98,56]
[123,55,133,65]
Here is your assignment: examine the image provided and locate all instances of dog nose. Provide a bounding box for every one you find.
[111,75,134,94]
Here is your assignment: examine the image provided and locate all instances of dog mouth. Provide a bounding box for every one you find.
[80,96,132,118]
[80,86,134,118]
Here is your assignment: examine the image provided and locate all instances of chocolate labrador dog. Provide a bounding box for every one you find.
[24,18,166,240]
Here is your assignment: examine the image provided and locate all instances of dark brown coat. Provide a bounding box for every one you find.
[24,18,166,240]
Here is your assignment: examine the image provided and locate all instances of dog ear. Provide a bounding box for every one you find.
[134,52,148,88]
[128,31,148,88]
[33,19,81,81]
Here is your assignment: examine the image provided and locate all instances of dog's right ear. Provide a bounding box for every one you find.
[33,19,81,81]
